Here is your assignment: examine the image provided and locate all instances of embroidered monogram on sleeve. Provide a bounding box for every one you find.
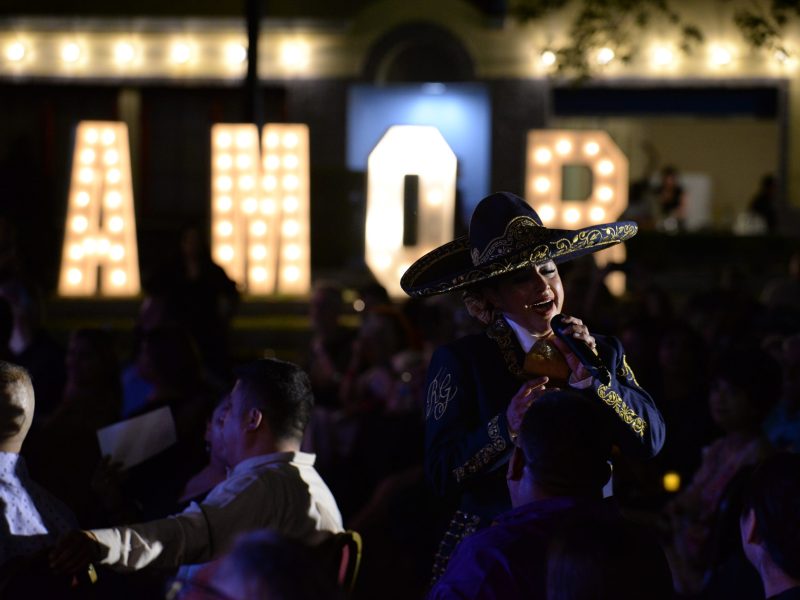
[427,367,458,421]
[452,415,507,483]
[596,382,647,438]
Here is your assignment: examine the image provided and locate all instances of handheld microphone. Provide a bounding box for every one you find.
[551,314,611,385]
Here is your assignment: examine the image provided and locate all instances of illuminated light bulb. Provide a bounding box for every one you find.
[68,243,84,261]
[375,255,392,270]
[250,220,267,236]
[80,149,96,164]
[78,168,94,184]
[279,40,310,70]
[262,175,277,191]
[110,269,127,287]
[260,198,277,215]
[652,46,673,68]
[84,128,99,144]
[710,45,732,67]
[216,131,233,149]
[283,154,299,169]
[283,133,299,149]
[114,41,136,65]
[97,238,110,255]
[564,208,581,224]
[534,147,552,164]
[216,220,233,237]
[216,176,233,192]
[106,169,121,184]
[283,196,299,213]
[72,215,89,233]
[225,42,247,65]
[540,50,556,68]
[590,207,606,222]
[217,245,234,262]
[284,244,301,260]
[534,176,551,194]
[216,154,233,170]
[538,204,556,223]
[108,216,124,233]
[597,186,614,202]
[61,42,81,64]
[242,197,258,214]
[282,219,300,237]
[235,131,253,149]
[265,155,280,170]
[584,141,600,156]
[283,174,299,191]
[5,41,26,62]
[663,471,681,493]
[597,159,615,176]
[170,42,192,65]
[555,139,572,155]
[74,192,91,207]
[239,175,255,191]
[235,154,251,169]
[596,47,615,65]
[426,189,443,206]
[251,244,267,260]
[101,129,116,145]
[283,266,300,282]
[265,132,280,149]
[104,149,119,165]
[216,196,232,212]
[109,244,125,262]
[67,268,83,285]
[251,267,267,282]
[82,237,97,254]
[353,299,365,312]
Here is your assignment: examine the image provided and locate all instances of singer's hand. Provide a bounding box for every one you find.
[550,315,595,381]
[506,377,549,440]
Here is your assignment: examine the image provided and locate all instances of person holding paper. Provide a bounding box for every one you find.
[49,358,343,581]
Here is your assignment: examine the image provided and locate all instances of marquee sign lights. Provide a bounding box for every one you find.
[59,121,141,297]
[366,126,457,298]
[210,123,310,295]
[525,129,629,293]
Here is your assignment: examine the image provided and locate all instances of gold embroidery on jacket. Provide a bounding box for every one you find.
[617,354,641,387]
[452,415,507,483]
[597,383,647,438]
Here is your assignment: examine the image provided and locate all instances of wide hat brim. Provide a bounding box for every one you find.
[400,195,638,297]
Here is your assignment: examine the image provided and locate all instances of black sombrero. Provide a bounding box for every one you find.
[400,191,637,298]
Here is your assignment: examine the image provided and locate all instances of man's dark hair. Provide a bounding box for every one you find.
[741,452,800,580]
[234,359,314,441]
[518,390,613,494]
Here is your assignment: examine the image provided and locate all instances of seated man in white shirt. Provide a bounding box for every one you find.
[49,358,343,580]
[0,361,77,565]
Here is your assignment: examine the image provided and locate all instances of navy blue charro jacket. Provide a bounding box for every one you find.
[424,317,666,525]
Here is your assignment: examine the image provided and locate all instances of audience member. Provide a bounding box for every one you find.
[654,165,686,232]
[177,398,229,507]
[0,361,76,564]
[764,334,800,453]
[429,390,670,599]
[749,174,778,234]
[666,344,781,594]
[49,358,343,582]
[741,453,800,600]
[177,530,341,600]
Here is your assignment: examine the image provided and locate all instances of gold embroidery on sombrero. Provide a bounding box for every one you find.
[452,415,507,483]
[596,382,647,438]
[486,316,525,379]
[617,355,641,387]
[471,216,543,266]
[404,223,638,297]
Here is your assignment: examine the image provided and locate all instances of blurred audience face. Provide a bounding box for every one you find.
[207,400,227,465]
[65,332,108,389]
[709,378,758,433]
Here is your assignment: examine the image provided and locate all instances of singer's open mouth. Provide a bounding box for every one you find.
[531,299,554,313]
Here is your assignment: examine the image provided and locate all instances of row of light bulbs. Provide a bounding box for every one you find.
[538,43,796,70]
[2,37,312,71]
